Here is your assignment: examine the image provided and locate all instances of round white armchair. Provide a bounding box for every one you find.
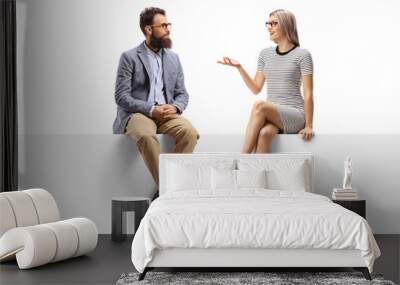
[0,188,98,269]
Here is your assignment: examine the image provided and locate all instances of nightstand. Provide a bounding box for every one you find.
[111,196,151,241]
[332,199,366,219]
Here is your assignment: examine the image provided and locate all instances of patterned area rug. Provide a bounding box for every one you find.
[116,271,396,285]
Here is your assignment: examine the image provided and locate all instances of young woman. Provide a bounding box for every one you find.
[218,9,314,153]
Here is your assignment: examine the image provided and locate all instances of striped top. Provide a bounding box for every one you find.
[257,46,313,110]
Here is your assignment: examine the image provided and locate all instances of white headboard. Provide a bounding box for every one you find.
[159,152,314,195]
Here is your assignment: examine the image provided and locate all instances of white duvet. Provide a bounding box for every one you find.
[131,190,380,273]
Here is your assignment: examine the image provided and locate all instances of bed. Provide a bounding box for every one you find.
[131,153,381,280]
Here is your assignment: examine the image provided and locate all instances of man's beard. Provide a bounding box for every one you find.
[150,34,172,49]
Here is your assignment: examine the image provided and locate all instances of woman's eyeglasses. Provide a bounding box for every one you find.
[265,21,278,28]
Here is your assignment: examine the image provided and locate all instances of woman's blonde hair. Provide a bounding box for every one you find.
[269,9,300,46]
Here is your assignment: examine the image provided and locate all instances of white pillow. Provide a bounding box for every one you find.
[166,159,235,192]
[237,159,310,192]
[211,168,236,190]
[167,163,211,191]
[211,169,268,190]
[266,163,306,191]
[237,169,268,189]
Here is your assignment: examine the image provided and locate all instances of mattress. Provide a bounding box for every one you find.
[131,190,380,273]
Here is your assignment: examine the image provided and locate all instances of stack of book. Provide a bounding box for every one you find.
[332,188,358,200]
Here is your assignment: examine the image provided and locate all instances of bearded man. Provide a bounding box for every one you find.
[113,7,198,198]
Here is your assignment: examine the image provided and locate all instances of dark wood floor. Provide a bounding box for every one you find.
[0,235,398,285]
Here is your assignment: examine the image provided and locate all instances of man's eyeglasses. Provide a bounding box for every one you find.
[265,21,278,28]
[151,23,172,30]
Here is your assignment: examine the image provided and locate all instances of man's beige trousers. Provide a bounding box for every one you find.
[125,113,199,186]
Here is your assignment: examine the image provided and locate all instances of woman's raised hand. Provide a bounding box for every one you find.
[217,57,241,68]
[217,56,264,95]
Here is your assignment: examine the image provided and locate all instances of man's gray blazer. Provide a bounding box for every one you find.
[113,42,189,134]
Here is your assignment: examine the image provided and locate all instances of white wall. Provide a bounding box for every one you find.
[17,0,400,135]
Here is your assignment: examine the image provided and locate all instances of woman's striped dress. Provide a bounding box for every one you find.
[257,46,313,133]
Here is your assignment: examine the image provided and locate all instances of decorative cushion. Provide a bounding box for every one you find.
[236,169,268,189]
[211,168,236,190]
[166,159,235,192]
[211,169,268,190]
[1,191,39,227]
[64,218,98,257]
[24,188,60,223]
[266,163,307,191]
[42,221,79,262]
[0,196,16,237]
[237,158,310,192]
[167,163,211,191]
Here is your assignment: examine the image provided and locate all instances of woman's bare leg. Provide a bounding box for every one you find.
[242,101,284,153]
[256,123,279,153]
